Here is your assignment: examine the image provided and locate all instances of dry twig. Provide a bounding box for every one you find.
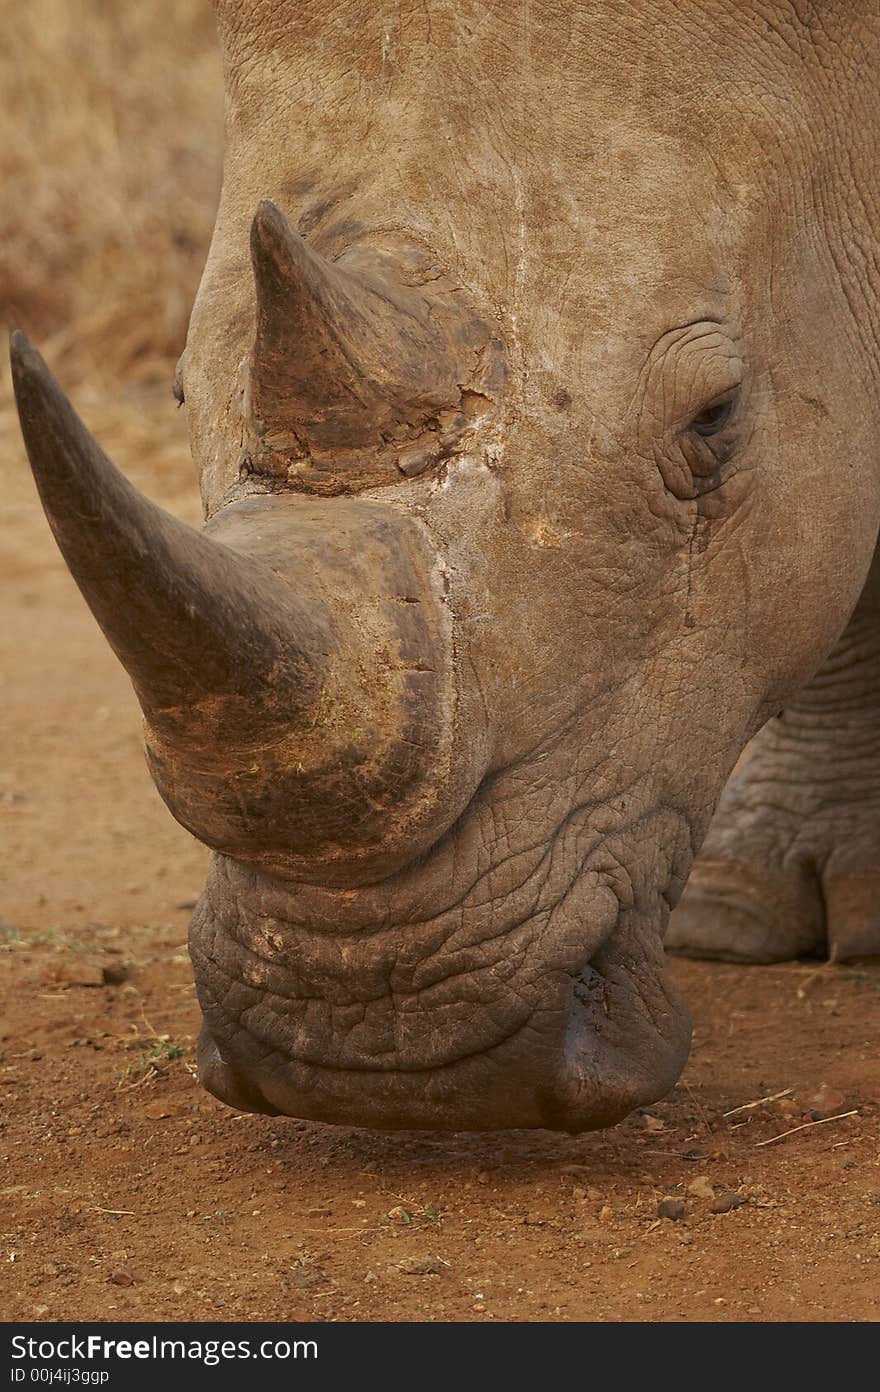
[723,1087,793,1119]
[796,943,839,999]
[755,1110,858,1148]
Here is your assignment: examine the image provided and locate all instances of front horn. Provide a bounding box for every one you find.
[10,332,454,883]
[10,331,329,722]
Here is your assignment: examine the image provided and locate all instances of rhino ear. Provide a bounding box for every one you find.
[246,200,502,485]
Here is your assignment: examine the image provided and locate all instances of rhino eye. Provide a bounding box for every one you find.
[689,391,736,437]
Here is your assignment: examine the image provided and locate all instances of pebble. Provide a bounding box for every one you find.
[687,1175,715,1200]
[710,1192,746,1215]
[522,1213,546,1226]
[395,1255,445,1276]
[657,1198,687,1222]
[108,1267,135,1286]
[101,962,130,986]
[805,1083,847,1120]
[598,1205,614,1222]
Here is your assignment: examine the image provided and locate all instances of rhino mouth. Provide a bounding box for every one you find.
[191,860,691,1132]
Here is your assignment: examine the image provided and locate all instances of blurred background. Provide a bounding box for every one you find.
[1,0,222,488]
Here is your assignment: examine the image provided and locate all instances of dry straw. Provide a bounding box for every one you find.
[0,0,222,391]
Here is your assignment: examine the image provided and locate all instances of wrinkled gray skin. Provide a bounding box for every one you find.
[17,2,880,1131]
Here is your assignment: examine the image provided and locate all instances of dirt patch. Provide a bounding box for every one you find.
[2,400,878,1323]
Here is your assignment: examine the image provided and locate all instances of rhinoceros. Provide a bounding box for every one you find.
[11,1,880,1131]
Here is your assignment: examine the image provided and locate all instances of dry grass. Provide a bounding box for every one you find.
[0,0,222,501]
[0,0,222,392]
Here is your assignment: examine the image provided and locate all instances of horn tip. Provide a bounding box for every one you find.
[9,328,40,379]
[9,330,55,419]
[9,326,31,354]
[250,198,310,273]
[251,198,289,249]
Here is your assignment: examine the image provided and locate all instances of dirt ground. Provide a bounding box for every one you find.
[1,387,878,1324]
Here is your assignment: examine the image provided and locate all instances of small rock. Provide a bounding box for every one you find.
[101,962,130,986]
[41,1262,61,1278]
[687,1175,715,1200]
[710,1192,746,1215]
[599,1205,614,1222]
[396,1255,445,1276]
[522,1213,546,1226]
[657,1197,686,1222]
[476,1170,492,1186]
[641,1113,665,1133]
[144,1101,182,1120]
[572,1186,587,1201]
[774,1097,801,1121]
[805,1083,847,1121]
[472,1301,486,1313]
[108,1267,135,1286]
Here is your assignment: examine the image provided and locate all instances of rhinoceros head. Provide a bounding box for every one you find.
[13,1,880,1128]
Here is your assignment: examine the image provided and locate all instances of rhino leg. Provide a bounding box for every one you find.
[669,547,880,963]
